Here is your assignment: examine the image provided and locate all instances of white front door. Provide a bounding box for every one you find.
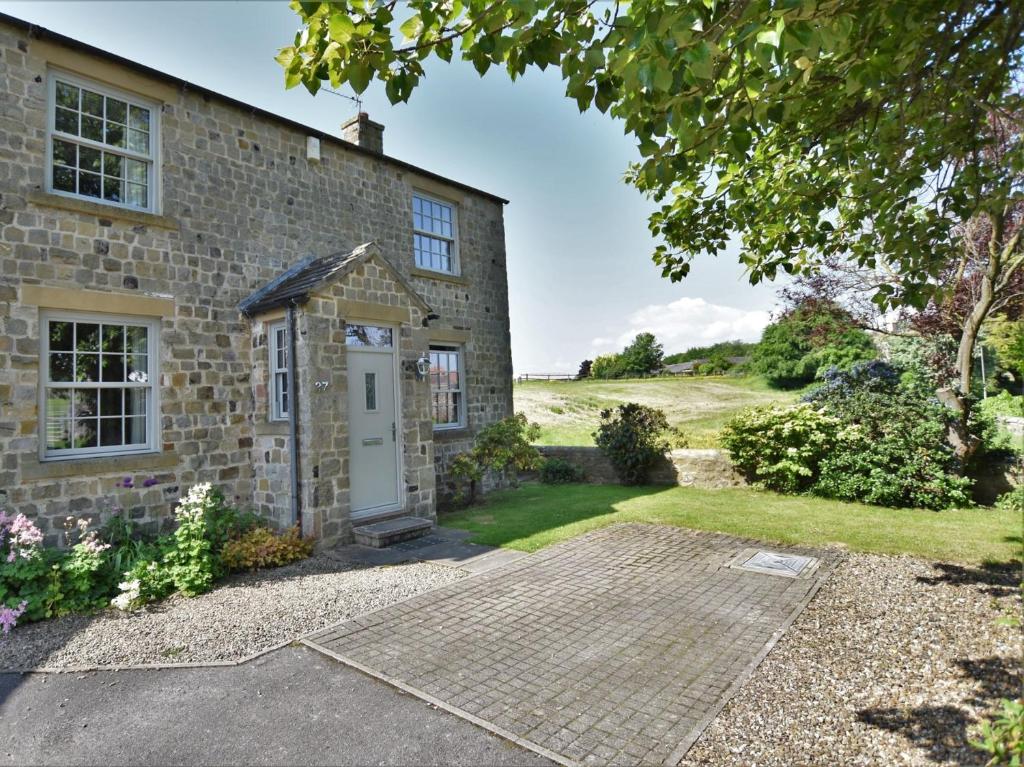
[346,325,401,517]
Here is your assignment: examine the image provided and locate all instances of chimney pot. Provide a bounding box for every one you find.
[341,112,384,154]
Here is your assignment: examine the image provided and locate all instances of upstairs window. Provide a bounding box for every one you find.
[413,194,458,274]
[269,322,289,421]
[41,312,159,460]
[429,345,464,429]
[47,73,159,212]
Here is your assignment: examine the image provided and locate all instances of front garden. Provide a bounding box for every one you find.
[0,482,314,639]
[442,483,1020,564]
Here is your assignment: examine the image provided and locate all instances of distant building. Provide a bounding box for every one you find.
[662,356,750,376]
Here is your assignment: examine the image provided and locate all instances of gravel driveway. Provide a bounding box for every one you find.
[0,555,466,670]
[680,552,1022,767]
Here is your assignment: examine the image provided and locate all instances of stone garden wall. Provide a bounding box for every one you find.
[537,446,746,489]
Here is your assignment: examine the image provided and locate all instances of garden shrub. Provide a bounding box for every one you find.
[721,404,839,493]
[805,363,973,509]
[996,486,1024,512]
[594,403,668,485]
[723,362,975,509]
[221,526,313,572]
[538,457,585,484]
[449,413,542,504]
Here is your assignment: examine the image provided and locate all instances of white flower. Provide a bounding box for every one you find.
[111,578,141,611]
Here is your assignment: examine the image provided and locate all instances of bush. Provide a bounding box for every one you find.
[539,457,585,484]
[723,362,974,509]
[996,486,1024,511]
[221,526,313,572]
[722,404,839,493]
[594,403,668,485]
[806,364,973,509]
[449,413,542,504]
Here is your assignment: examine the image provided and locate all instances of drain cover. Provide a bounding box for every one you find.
[738,551,817,578]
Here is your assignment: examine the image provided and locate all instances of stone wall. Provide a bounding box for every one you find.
[972,458,1022,506]
[0,20,512,544]
[537,446,746,489]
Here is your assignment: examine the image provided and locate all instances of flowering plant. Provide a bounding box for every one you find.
[0,600,27,636]
[163,483,220,596]
[1,511,44,563]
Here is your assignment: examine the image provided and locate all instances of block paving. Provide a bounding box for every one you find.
[306,524,835,765]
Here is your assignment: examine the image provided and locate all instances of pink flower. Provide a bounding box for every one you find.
[4,513,43,560]
[0,601,27,635]
[80,531,110,555]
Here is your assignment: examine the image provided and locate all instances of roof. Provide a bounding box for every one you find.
[663,355,751,373]
[239,242,431,317]
[0,12,509,205]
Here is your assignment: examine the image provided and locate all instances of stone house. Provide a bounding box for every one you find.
[0,14,514,546]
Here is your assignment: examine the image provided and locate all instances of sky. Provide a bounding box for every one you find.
[1,1,783,373]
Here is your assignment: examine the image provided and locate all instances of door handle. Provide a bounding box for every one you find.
[391,422,397,442]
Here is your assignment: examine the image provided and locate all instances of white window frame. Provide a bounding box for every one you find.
[429,344,465,430]
[269,321,289,422]
[39,309,161,461]
[412,192,460,276]
[46,69,161,214]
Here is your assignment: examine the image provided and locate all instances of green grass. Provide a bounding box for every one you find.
[514,376,800,447]
[442,483,1022,565]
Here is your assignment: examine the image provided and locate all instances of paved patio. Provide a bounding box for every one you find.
[306,524,835,766]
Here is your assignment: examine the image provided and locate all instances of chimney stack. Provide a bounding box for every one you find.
[341,112,384,154]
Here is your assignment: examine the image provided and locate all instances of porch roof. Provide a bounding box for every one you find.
[238,242,432,318]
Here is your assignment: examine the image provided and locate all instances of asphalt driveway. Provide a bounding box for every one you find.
[0,644,550,766]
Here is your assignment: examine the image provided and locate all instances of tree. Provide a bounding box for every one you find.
[590,353,627,380]
[620,332,663,376]
[278,0,1024,452]
[278,1,1023,298]
[664,340,754,366]
[752,298,876,389]
[577,359,593,380]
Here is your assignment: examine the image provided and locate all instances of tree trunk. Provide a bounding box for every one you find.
[944,208,1015,462]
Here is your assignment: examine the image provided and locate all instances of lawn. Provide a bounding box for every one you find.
[514,375,800,447]
[441,483,1022,565]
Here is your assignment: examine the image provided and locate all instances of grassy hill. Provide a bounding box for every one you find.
[514,375,800,447]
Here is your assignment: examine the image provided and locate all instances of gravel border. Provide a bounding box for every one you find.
[0,554,467,671]
[680,552,1022,767]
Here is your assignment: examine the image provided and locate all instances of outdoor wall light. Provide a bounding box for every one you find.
[415,355,431,379]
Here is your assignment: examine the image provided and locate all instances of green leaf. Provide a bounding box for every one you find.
[328,13,355,44]
[756,27,780,47]
[399,15,424,41]
[347,63,372,94]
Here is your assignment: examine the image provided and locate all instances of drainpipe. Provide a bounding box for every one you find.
[286,303,301,534]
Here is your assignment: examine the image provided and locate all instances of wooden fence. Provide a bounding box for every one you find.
[515,373,576,383]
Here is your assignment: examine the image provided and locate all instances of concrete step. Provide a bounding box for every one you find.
[353,516,433,548]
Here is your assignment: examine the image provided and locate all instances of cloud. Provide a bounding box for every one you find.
[590,297,771,356]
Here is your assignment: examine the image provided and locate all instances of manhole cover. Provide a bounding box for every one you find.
[738,551,817,578]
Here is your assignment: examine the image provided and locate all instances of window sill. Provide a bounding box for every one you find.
[21,451,177,481]
[28,191,180,231]
[410,267,469,287]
